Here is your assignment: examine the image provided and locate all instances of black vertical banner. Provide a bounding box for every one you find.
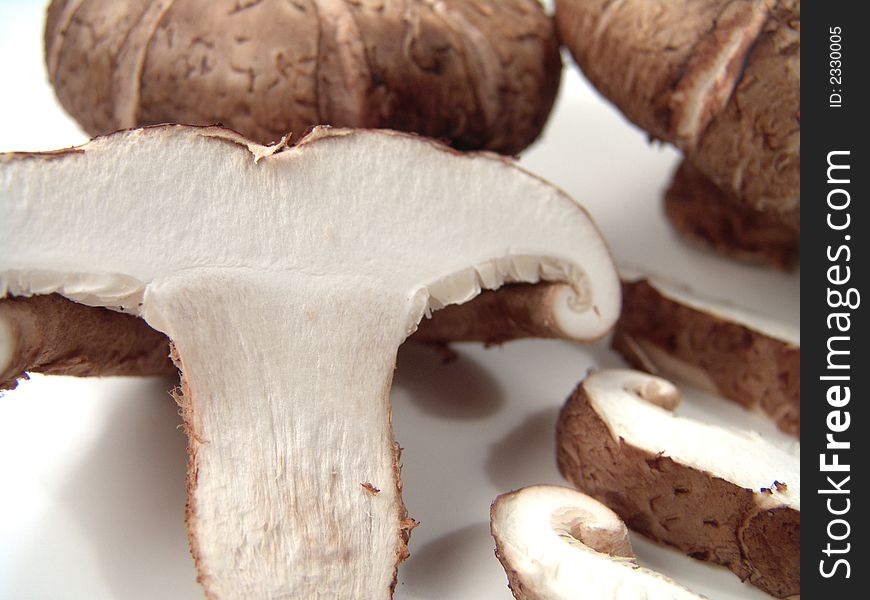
[803,1,868,596]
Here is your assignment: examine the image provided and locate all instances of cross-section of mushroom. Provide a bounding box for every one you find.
[0,125,620,599]
[612,271,800,435]
[45,0,561,154]
[490,485,706,599]
[557,369,800,598]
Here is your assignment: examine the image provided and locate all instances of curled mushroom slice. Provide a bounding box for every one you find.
[490,485,706,600]
[612,270,800,435]
[664,161,799,269]
[557,369,800,598]
[0,125,620,599]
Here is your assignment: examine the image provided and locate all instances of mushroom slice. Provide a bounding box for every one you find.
[0,125,620,599]
[612,270,800,435]
[664,160,799,269]
[490,485,706,600]
[557,369,800,598]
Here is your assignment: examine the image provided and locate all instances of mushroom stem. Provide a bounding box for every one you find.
[147,273,414,598]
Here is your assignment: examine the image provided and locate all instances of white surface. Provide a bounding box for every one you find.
[0,2,799,599]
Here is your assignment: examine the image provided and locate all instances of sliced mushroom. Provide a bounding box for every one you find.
[665,160,799,269]
[0,125,620,599]
[557,369,800,598]
[612,270,800,435]
[491,485,706,599]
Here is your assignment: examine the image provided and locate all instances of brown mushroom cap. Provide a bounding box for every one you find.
[45,0,561,154]
[664,160,799,269]
[555,0,799,220]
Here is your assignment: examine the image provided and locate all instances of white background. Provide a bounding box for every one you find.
[0,1,799,598]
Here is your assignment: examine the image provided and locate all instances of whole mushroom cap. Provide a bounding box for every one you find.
[45,0,562,154]
[555,0,800,224]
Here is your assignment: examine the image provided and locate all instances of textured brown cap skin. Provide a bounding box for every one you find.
[45,0,561,154]
[0,294,174,390]
[665,160,799,269]
[612,278,800,436]
[556,0,799,221]
[556,380,800,598]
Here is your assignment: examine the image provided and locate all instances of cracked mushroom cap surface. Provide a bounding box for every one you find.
[0,125,620,599]
[45,0,561,154]
[613,268,800,435]
[491,485,706,600]
[555,0,800,223]
[557,369,800,598]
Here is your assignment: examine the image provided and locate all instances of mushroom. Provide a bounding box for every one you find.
[612,270,800,435]
[557,369,800,598]
[664,160,799,269]
[490,485,706,599]
[45,0,561,154]
[555,0,800,234]
[0,125,620,599]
